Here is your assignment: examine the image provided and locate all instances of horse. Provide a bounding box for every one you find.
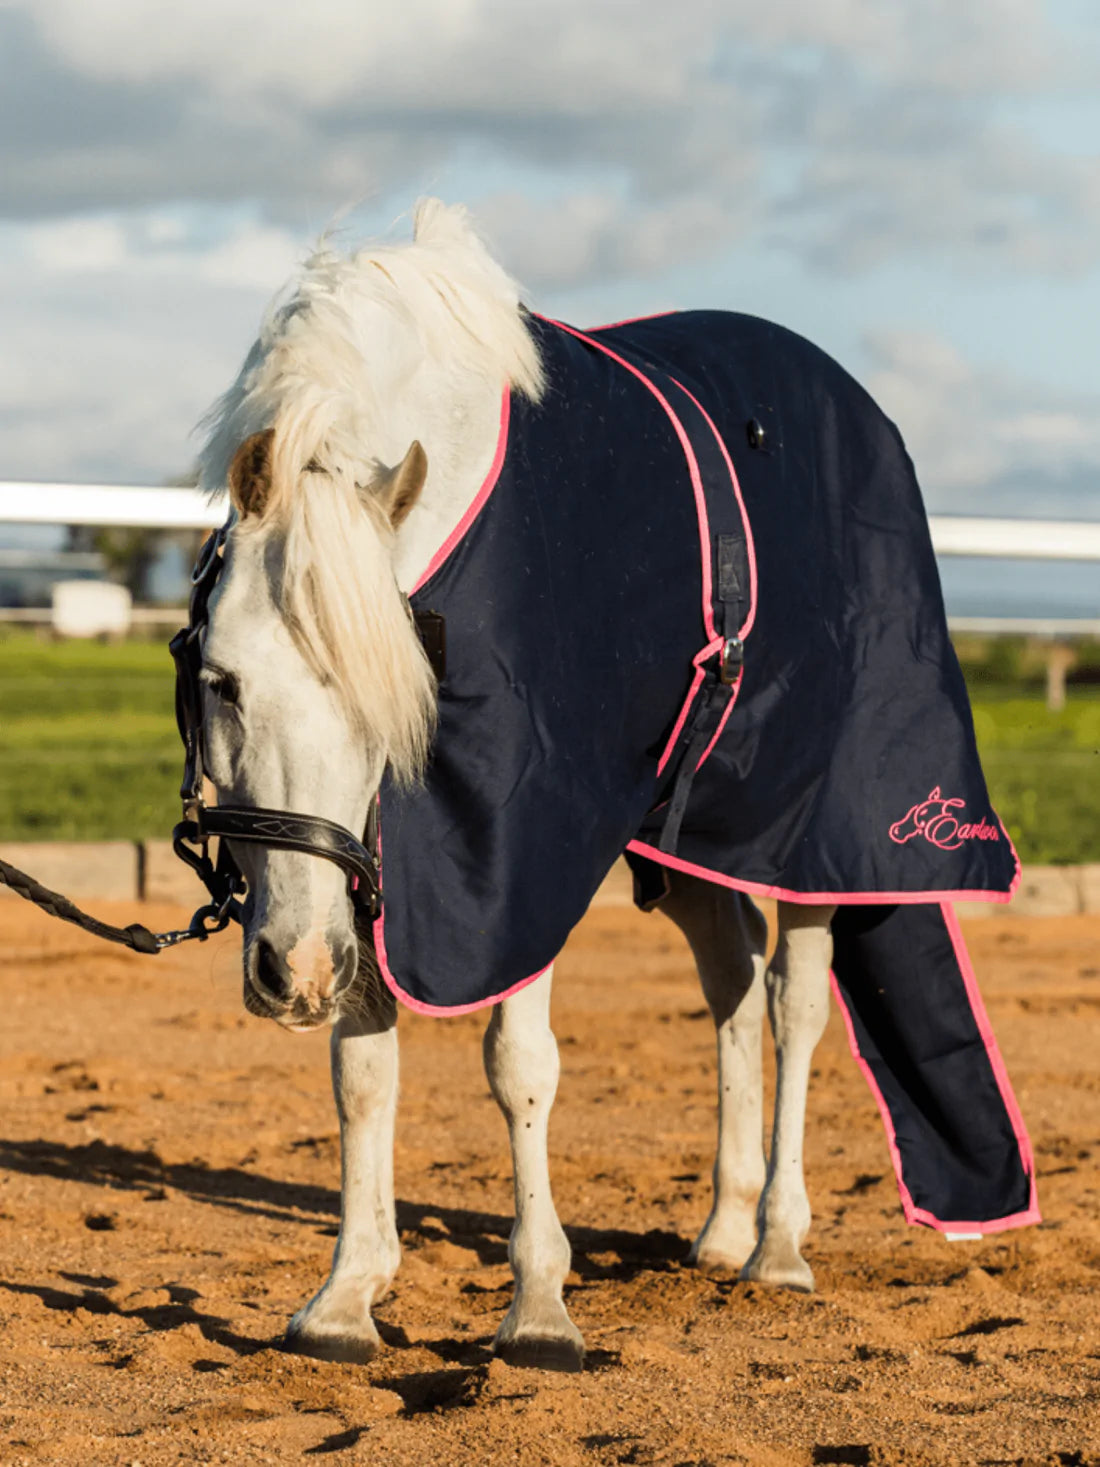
[193,199,1032,1370]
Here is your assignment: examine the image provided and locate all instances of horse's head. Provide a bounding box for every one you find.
[201,428,436,1031]
[193,202,545,1028]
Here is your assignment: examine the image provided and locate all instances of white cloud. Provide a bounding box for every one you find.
[865,328,1100,512]
[3,0,1097,284]
[476,183,755,291]
[8,212,302,290]
[23,0,1066,106]
[2,0,1099,499]
[0,214,298,481]
[23,215,131,273]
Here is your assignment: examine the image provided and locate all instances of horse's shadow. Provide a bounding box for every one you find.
[0,1274,264,1359]
[0,1135,689,1360]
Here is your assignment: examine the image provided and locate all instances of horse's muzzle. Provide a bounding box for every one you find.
[244,932,357,1030]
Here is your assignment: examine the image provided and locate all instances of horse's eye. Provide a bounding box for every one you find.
[205,670,241,706]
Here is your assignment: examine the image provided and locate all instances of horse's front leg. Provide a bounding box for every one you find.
[483,967,584,1371]
[742,901,834,1291]
[659,870,768,1272]
[286,989,400,1362]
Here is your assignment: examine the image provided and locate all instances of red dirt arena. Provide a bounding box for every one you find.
[0,892,1097,1466]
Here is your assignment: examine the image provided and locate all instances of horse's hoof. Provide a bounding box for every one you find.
[494,1334,586,1373]
[688,1206,758,1276]
[284,1319,380,1364]
[739,1244,815,1293]
[690,1249,745,1279]
[689,1231,755,1276]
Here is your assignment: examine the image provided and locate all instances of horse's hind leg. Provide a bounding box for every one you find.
[742,901,834,1292]
[659,870,768,1272]
[286,980,400,1363]
[483,967,584,1371]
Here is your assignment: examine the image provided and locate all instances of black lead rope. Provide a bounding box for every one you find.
[0,855,227,953]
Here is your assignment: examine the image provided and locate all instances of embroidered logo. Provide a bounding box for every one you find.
[888,787,1000,852]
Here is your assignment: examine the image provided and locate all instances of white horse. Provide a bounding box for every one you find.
[197,199,834,1370]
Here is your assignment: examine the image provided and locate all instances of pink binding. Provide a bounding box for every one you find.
[624,838,1022,906]
[668,375,759,640]
[547,322,758,778]
[827,902,1039,1234]
[375,390,531,1013]
[411,389,511,594]
[550,318,720,644]
[375,915,551,1016]
[377,312,762,1012]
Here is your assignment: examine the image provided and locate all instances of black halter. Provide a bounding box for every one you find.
[167,521,394,940]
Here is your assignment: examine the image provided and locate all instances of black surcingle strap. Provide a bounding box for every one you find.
[657,533,746,856]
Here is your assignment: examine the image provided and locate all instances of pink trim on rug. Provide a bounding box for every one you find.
[373,907,551,1016]
[547,318,718,645]
[655,635,724,777]
[549,318,762,784]
[669,375,759,641]
[411,388,511,595]
[695,669,742,770]
[586,310,678,331]
[624,840,1020,906]
[371,790,550,1015]
[828,915,1040,1235]
[940,902,1040,1222]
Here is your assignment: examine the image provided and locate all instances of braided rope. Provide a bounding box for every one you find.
[0,857,161,954]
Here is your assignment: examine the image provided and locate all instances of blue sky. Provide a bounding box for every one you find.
[1,0,1098,524]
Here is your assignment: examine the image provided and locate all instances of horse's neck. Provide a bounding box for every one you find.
[391,372,504,594]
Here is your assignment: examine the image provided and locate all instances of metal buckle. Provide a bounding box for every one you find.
[719,636,744,686]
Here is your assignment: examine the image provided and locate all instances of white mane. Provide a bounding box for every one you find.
[196,199,543,782]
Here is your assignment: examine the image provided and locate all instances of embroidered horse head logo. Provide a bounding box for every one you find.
[889,788,1000,852]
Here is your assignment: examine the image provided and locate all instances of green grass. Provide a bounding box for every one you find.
[0,631,1096,862]
[0,632,180,841]
[969,690,1100,865]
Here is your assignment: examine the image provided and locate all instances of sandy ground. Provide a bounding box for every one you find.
[0,894,1097,1467]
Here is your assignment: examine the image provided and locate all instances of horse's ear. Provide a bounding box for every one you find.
[374,440,428,530]
[228,429,275,518]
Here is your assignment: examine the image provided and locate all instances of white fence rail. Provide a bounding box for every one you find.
[0,481,1098,554]
[1,482,1099,561]
[0,480,1096,652]
[0,483,221,530]
[929,517,1100,561]
[0,483,1099,557]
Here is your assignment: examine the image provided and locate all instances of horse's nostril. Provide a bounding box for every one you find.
[253,938,294,1004]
